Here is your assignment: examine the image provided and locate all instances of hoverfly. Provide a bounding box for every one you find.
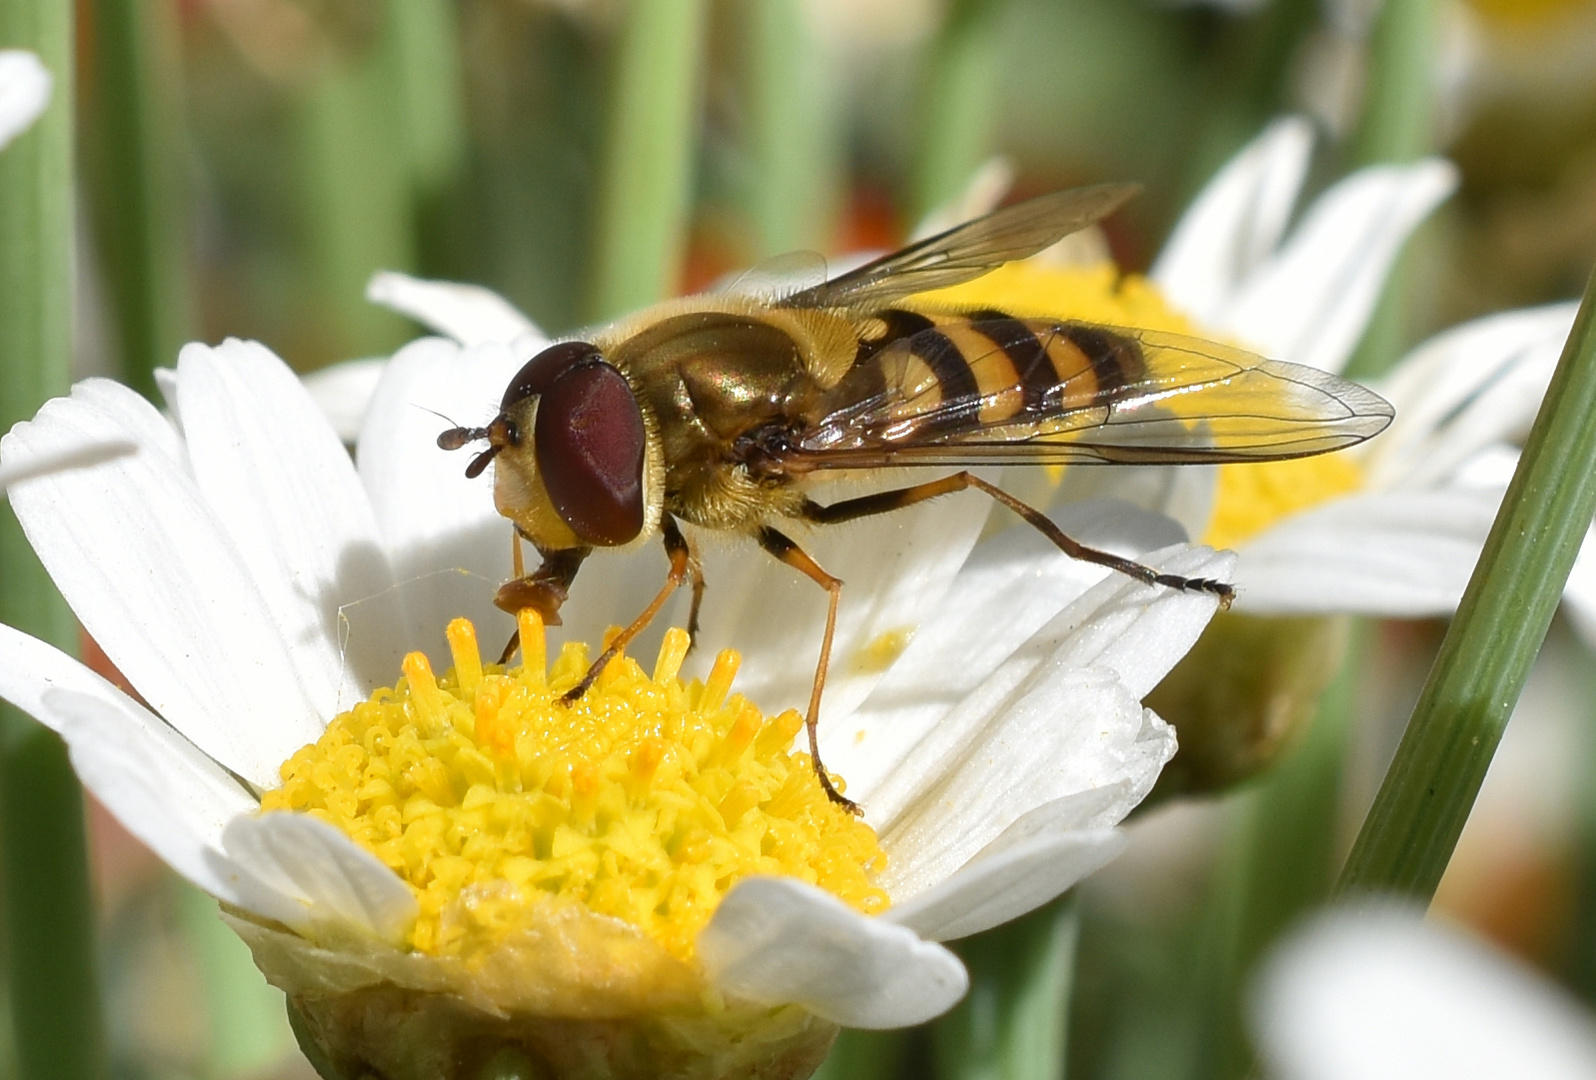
[438,183,1393,813]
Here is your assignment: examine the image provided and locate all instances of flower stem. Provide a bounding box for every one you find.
[739,0,838,258]
[1344,0,1440,379]
[810,1029,908,1080]
[0,3,107,1077]
[910,0,1013,223]
[585,0,707,320]
[1186,628,1360,1080]
[79,0,191,399]
[933,896,1080,1080]
[1337,262,1596,898]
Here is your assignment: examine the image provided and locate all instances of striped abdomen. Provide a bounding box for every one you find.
[809,309,1149,448]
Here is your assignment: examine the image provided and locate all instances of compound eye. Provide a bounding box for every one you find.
[501,340,602,412]
[535,360,646,546]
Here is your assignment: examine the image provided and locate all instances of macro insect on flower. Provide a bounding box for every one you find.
[435,184,1396,813]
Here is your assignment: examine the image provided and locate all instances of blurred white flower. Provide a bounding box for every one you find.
[1252,904,1596,1080]
[0,49,50,152]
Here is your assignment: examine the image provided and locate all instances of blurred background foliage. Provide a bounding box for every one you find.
[25,0,1596,1078]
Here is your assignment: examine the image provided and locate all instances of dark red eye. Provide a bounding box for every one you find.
[501,341,602,412]
[535,359,646,546]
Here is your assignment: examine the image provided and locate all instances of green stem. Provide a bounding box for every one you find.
[294,9,424,364]
[1187,626,1361,1080]
[585,0,707,320]
[1337,263,1596,898]
[810,1028,908,1080]
[934,897,1080,1080]
[910,0,1013,222]
[1344,0,1441,380]
[80,0,191,398]
[0,7,106,1077]
[741,0,837,258]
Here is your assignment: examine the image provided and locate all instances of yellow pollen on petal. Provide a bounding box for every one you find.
[259,616,889,963]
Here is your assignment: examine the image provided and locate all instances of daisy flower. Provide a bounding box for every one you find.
[1146,117,1579,617]
[0,49,50,153]
[0,326,1230,1079]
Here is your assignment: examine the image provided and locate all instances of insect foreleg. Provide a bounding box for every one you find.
[755,526,860,816]
[801,472,1235,606]
[561,516,693,704]
[684,556,707,651]
[495,544,591,664]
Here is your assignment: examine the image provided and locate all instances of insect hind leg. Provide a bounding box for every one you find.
[755,526,860,816]
[801,471,1234,607]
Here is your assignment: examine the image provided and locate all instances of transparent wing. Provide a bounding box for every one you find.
[779,183,1142,312]
[792,323,1395,468]
[713,250,830,301]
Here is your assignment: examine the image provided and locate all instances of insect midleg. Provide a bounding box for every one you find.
[561,515,694,704]
[802,473,1235,606]
[754,525,860,816]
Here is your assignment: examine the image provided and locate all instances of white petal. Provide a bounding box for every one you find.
[1365,303,1576,490]
[861,544,1222,841]
[302,357,388,443]
[222,812,417,946]
[357,337,527,654]
[178,340,408,714]
[0,50,51,152]
[0,436,134,491]
[689,470,996,733]
[367,272,543,348]
[1562,521,1596,652]
[1219,159,1458,374]
[828,499,1187,806]
[0,623,256,901]
[876,666,1168,898]
[885,825,1124,942]
[2,381,322,786]
[698,876,967,1028]
[1152,117,1314,324]
[1251,905,1596,1080]
[1234,488,1499,616]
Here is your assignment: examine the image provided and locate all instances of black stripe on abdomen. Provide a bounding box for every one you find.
[909,328,981,428]
[968,317,1055,414]
[1055,322,1141,395]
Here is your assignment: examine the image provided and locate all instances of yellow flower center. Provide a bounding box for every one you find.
[260,612,889,963]
[922,260,1367,547]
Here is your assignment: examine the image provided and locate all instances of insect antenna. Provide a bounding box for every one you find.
[437,424,491,451]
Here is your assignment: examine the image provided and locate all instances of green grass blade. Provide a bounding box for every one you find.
[740,0,838,258]
[0,4,107,1077]
[586,0,707,320]
[910,0,1013,222]
[934,897,1080,1080]
[1337,264,1596,898]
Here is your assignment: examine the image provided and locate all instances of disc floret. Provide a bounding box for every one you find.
[262,612,889,964]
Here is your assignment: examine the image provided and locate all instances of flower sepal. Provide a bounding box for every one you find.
[229,910,839,1080]
[1144,611,1351,797]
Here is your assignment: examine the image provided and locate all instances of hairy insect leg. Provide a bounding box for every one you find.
[684,557,707,650]
[756,526,860,816]
[496,543,590,664]
[562,516,692,704]
[802,472,1234,606]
